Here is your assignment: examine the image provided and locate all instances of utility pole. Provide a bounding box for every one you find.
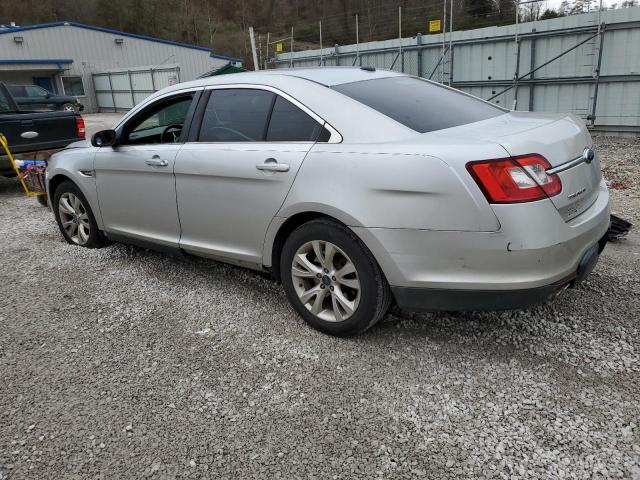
[249,27,259,71]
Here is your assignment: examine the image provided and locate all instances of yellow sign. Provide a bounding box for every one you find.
[428,19,441,33]
[275,42,284,53]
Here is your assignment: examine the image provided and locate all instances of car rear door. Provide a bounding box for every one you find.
[174,86,330,266]
[94,90,200,248]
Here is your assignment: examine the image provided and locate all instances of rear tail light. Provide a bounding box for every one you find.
[466,154,562,204]
[76,116,86,139]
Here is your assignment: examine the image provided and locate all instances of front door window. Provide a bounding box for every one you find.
[123,96,193,145]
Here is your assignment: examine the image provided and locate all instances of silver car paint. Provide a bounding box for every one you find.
[47,68,610,295]
[94,143,183,247]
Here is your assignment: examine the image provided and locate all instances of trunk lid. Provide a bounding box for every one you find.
[448,112,602,221]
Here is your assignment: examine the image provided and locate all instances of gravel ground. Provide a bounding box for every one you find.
[1,136,639,479]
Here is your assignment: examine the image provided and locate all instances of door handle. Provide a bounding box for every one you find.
[256,158,289,172]
[145,156,169,167]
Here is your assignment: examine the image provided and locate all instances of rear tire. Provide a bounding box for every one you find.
[280,218,391,336]
[53,181,108,248]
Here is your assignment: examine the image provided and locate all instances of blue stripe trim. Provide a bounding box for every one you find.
[0,59,73,65]
[209,53,243,63]
[0,21,243,63]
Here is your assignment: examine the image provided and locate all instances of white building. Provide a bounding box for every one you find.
[0,21,242,112]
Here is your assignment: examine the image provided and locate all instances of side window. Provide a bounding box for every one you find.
[199,89,274,142]
[266,96,324,142]
[123,95,193,145]
[26,86,47,97]
[8,85,27,97]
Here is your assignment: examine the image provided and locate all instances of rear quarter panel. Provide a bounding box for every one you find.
[277,143,501,232]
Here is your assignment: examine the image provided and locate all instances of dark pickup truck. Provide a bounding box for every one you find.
[0,82,85,176]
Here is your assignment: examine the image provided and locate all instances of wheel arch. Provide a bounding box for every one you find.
[47,173,104,230]
[267,211,335,282]
[264,203,388,283]
[48,173,74,204]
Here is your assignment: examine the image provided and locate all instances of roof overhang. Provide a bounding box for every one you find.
[1,21,243,63]
[0,59,73,72]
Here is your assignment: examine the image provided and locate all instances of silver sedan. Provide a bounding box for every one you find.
[46,67,610,336]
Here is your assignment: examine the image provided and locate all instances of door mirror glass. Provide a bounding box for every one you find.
[92,129,118,147]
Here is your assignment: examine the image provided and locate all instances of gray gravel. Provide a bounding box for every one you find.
[1,136,639,479]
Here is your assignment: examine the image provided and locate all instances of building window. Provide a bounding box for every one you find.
[61,76,86,97]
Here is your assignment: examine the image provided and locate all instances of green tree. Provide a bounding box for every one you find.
[540,8,562,19]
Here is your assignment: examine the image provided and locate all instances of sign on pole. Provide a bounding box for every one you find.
[428,19,442,33]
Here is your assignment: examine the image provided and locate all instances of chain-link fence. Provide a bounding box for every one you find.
[257,3,640,133]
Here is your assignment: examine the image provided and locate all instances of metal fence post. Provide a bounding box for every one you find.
[290,26,294,68]
[107,72,116,112]
[319,21,323,67]
[127,70,135,109]
[513,39,522,109]
[448,46,454,85]
[589,24,606,127]
[356,14,360,66]
[399,6,404,73]
[417,33,423,78]
[528,29,536,111]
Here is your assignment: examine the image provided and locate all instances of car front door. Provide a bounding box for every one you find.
[94,90,199,248]
[174,87,332,267]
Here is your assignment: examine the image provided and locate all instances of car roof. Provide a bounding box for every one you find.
[176,67,405,90]
[257,67,405,86]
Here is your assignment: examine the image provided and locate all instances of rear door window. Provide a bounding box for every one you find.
[266,96,324,142]
[333,77,505,133]
[199,89,274,142]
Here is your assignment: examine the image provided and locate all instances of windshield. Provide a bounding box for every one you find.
[333,76,505,133]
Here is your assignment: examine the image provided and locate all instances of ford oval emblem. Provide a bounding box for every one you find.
[583,147,595,164]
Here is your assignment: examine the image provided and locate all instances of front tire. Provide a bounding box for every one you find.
[280,218,391,336]
[53,181,108,248]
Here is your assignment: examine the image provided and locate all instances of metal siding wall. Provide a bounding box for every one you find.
[274,8,640,131]
[0,24,234,112]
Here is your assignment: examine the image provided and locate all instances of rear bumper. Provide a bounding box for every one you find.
[392,234,607,311]
[352,180,610,307]
[392,282,569,311]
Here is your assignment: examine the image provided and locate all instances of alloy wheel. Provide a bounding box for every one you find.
[58,192,90,245]
[291,240,361,322]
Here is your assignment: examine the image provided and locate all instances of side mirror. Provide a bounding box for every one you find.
[91,129,118,148]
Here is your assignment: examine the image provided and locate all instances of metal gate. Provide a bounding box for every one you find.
[92,66,181,112]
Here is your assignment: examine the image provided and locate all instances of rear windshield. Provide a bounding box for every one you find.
[333,77,505,133]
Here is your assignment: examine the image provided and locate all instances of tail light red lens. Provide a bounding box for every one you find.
[466,155,562,204]
[76,116,86,139]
